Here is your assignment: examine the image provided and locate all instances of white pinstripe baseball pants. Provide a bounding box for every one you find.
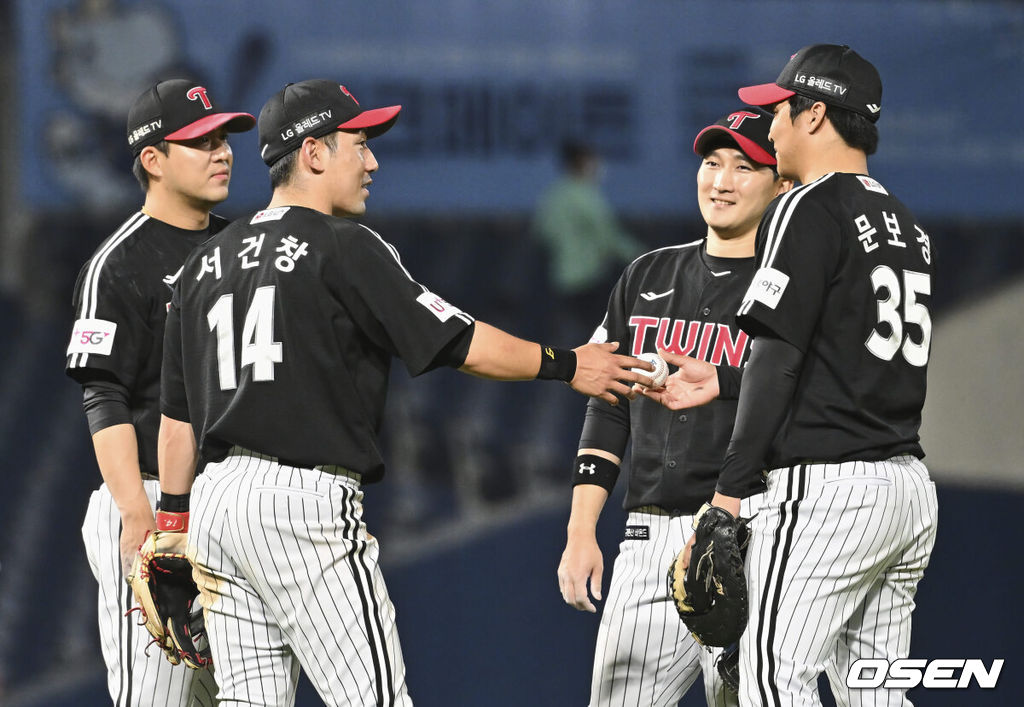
[739,456,938,707]
[188,451,411,707]
[590,494,763,707]
[82,480,218,706]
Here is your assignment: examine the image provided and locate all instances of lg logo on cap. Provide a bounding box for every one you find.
[187,86,212,110]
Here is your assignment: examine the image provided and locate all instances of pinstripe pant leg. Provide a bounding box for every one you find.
[82,481,217,707]
[826,460,938,707]
[190,458,411,707]
[590,513,703,707]
[740,461,937,707]
[190,462,302,706]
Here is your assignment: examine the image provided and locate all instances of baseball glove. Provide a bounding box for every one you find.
[666,503,750,647]
[717,643,740,694]
[127,528,211,669]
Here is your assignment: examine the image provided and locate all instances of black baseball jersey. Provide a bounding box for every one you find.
[65,210,227,477]
[738,172,932,467]
[161,206,474,482]
[578,240,765,514]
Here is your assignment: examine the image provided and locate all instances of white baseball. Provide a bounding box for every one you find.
[633,352,669,388]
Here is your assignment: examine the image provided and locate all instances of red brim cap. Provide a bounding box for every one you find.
[737,83,796,107]
[339,105,402,138]
[165,112,257,140]
[692,125,776,166]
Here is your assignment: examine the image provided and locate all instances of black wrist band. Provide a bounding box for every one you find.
[157,492,190,513]
[537,345,577,382]
[571,454,620,492]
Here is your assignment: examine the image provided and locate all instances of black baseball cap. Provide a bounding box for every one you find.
[258,80,402,166]
[693,108,776,166]
[126,79,255,156]
[738,44,883,122]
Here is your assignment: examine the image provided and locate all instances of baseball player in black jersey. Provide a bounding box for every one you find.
[557,110,791,706]
[155,79,653,707]
[647,45,938,706]
[65,80,254,706]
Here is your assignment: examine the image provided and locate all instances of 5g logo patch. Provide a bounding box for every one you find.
[67,318,117,356]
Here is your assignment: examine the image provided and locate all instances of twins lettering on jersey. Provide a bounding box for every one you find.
[196,236,310,281]
[629,316,750,366]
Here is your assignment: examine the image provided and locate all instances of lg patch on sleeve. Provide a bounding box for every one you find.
[743,267,789,310]
[416,291,465,322]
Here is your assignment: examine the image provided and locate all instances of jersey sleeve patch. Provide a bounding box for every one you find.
[415,291,465,322]
[742,267,790,311]
[67,318,118,356]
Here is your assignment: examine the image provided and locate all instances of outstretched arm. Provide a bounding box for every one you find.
[459,321,653,404]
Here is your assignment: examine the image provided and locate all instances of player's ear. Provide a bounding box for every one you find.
[774,177,794,196]
[139,145,164,181]
[300,136,327,175]
[806,101,829,134]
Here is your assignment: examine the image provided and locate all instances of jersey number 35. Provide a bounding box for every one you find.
[866,266,931,367]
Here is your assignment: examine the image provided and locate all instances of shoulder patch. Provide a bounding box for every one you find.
[251,207,290,224]
[67,318,117,356]
[742,267,789,310]
[856,176,888,195]
[416,291,464,322]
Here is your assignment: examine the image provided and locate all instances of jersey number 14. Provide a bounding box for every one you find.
[207,286,282,390]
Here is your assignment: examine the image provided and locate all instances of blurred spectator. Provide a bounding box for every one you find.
[532,140,642,343]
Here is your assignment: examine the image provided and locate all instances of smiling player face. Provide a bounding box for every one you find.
[697,146,784,241]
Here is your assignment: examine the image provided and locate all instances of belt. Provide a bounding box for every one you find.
[633,504,686,517]
[227,446,362,483]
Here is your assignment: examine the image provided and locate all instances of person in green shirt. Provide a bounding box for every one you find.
[533,140,642,343]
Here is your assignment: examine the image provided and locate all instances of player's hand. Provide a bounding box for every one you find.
[681,493,740,572]
[120,515,157,578]
[678,533,697,572]
[557,533,604,612]
[571,342,654,405]
[640,349,719,410]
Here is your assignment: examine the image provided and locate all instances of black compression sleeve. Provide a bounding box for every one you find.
[716,365,743,399]
[715,336,804,497]
[82,379,132,435]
